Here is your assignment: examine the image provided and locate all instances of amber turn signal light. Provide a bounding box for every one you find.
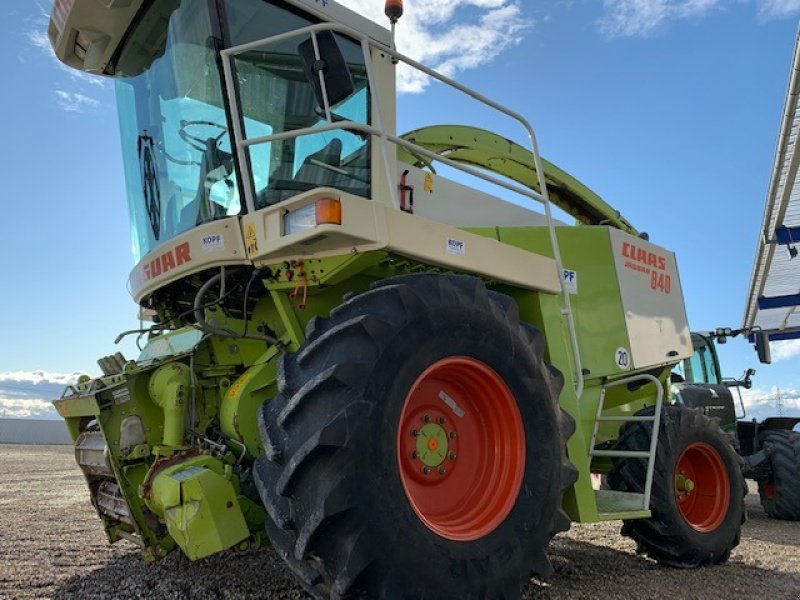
[315,198,342,226]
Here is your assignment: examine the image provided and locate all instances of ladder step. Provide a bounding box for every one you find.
[597,415,656,422]
[591,450,650,458]
[595,489,648,513]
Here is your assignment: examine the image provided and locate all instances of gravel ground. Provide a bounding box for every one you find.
[1,444,799,599]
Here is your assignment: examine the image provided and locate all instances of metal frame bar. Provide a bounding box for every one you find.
[744,31,800,330]
[219,21,585,398]
[757,293,800,310]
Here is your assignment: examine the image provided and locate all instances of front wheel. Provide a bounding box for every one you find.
[757,430,800,520]
[608,405,745,567]
[254,274,576,598]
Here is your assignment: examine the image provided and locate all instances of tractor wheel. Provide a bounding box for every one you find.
[254,274,576,599]
[607,405,745,567]
[757,430,800,520]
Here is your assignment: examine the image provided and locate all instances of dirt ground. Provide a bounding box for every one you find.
[1,444,798,599]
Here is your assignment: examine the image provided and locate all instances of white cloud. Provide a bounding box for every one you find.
[598,0,722,38]
[24,28,50,52]
[771,339,800,362]
[54,90,101,113]
[0,370,84,386]
[337,0,531,93]
[598,0,800,38]
[0,398,59,419]
[759,0,800,18]
[739,385,800,422]
[0,371,84,419]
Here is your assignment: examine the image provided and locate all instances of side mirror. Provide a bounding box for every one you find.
[298,31,355,113]
[754,331,772,365]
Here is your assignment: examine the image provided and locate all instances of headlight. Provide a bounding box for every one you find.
[283,198,342,235]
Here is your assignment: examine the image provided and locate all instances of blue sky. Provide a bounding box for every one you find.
[1,0,800,420]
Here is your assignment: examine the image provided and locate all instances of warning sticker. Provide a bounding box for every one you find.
[245,224,259,256]
[424,172,434,194]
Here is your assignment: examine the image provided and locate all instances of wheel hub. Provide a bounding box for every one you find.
[414,422,450,468]
[675,473,695,494]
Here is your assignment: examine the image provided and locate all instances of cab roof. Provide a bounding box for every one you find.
[49,0,392,76]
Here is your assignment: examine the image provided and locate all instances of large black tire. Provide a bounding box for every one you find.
[254,274,576,599]
[758,430,800,520]
[607,405,745,567]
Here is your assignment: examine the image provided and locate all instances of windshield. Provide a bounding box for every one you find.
[672,334,721,385]
[223,0,371,208]
[115,0,371,263]
[115,0,243,262]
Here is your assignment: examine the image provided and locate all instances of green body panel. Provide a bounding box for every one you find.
[398,125,638,236]
[489,227,634,381]
[146,455,249,560]
[220,354,279,457]
[512,290,601,522]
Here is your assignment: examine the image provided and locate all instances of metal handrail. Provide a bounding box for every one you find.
[219,21,585,399]
[241,121,547,206]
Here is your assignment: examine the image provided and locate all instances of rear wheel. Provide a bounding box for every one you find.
[757,430,800,520]
[608,405,745,567]
[254,274,576,599]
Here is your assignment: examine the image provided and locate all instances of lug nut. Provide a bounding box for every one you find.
[411,429,418,437]
[422,466,431,475]
[449,431,457,439]
[437,466,447,475]
[423,415,431,423]
[438,416,447,425]
[448,452,456,460]
[411,451,418,459]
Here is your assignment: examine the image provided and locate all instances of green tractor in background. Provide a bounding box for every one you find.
[671,331,800,521]
[48,0,747,596]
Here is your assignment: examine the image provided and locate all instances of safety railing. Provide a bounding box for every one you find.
[219,21,586,398]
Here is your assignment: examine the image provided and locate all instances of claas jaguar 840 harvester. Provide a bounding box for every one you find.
[48,0,745,597]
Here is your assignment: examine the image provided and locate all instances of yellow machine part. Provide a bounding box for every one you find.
[146,456,249,560]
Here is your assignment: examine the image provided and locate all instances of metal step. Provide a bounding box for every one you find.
[597,415,656,422]
[590,449,650,459]
[595,489,647,514]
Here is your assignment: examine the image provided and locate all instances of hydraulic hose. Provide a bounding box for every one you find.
[192,269,279,345]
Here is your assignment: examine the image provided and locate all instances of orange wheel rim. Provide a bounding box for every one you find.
[396,357,526,541]
[674,442,730,532]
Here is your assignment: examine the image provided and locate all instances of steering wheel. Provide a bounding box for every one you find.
[178,120,229,152]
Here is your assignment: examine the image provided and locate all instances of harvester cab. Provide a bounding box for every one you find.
[48,0,750,596]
